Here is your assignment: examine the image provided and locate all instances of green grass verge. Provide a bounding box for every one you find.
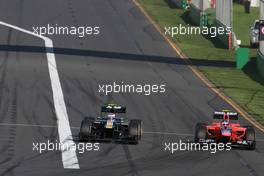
[138,0,264,124]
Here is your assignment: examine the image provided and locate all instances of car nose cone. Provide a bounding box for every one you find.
[221,129,232,136]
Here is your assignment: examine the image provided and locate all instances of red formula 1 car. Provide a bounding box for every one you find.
[194,110,256,150]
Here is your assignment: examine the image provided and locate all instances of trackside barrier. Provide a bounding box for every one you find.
[216,0,232,27]
[200,12,208,26]
[213,0,233,49]
[236,48,249,69]
[257,51,264,78]
[189,0,210,26]
[211,19,230,49]
[257,0,264,79]
[170,0,182,8]
[260,0,264,53]
[182,0,187,9]
[189,4,201,25]
[169,0,191,10]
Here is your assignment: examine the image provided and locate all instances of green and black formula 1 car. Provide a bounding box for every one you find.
[79,104,142,144]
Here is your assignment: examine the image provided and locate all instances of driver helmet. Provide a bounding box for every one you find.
[222,120,229,126]
[107,113,116,119]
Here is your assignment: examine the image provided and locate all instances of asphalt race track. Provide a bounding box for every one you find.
[0,0,264,176]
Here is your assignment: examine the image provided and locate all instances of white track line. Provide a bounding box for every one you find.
[143,131,193,136]
[1,122,264,142]
[0,122,79,129]
[0,21,79,169]
[0,122,57,128]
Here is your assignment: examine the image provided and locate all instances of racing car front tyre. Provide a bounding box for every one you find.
[79,117,95,142]
[195,123,207,143]
[245,126,256,150]
[128,120,142,144]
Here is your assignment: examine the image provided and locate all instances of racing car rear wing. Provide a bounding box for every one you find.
[213,111,238,120]
[101,105,126,113]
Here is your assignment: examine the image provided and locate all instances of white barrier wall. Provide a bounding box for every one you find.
[192,0,210,10]
[251,0,260,7]
[260,0,264,54]
[192,0,201,8]
[216,0,232,27]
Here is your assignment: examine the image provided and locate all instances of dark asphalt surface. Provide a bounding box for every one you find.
[0,0,264,176]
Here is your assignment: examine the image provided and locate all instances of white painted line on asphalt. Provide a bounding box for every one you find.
[0,21,79,169]
[0,122,79,129]
[2,122,264,142]
[0,122,57,128]
[143,131,194,136]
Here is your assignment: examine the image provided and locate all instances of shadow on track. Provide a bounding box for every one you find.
[0,44,235,68]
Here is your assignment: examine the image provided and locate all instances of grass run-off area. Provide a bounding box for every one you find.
[137,0,264,124]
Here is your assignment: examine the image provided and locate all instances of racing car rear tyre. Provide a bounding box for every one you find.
[245,126,256,150]
[195,123,207,143]
[79,117,95,141]
[136,120,143,140]
[128,120,142,144]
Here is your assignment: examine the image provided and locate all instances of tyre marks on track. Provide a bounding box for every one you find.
[122,145,139,176]
[0,29,18,168]
[0,85,19,176]
[67,0,84,46]
[5,86,18,161]
[233,151,259,176]
[0,28,12,123]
